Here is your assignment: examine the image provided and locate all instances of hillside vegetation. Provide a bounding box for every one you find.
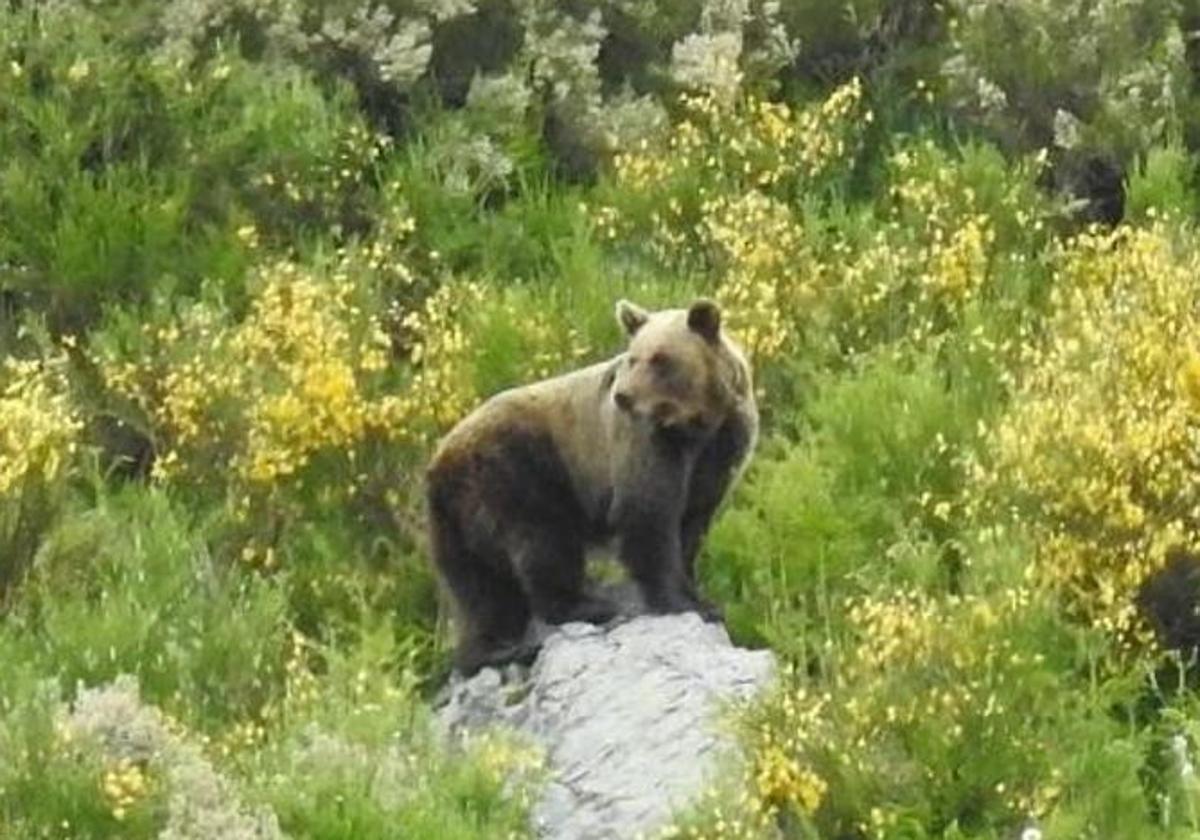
[6,1,1200,837]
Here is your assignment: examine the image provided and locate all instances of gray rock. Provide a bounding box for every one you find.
[437,613,776,840]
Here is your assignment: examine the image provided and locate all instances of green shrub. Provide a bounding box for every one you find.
[939,0,1191,216]
[5,487,290,731]
[239,627,540,840]
[705,352,978,654]
[0,674,164,840]
[1126,141,1198,221]
[670,584,1158,840]
[0,5,388,328]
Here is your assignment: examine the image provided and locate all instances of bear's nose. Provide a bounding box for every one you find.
[613,391,633,413]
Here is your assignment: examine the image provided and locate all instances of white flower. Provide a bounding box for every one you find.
[375,19,433,86]
[671,31,744,103]
[522,7,606,104]
[595,93,668,153]
[412,0,476,23]
[976,76,1007,112]
[467,72,532,127]
[1053,108,1083,150]
[62,676,284,840]
[700,0,749,33]
[1171,733,1188,758]
[62,675,170,763]
[161,747,284,840]
[1171,733,1195,778]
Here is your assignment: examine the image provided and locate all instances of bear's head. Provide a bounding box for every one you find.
[611,298,752,435]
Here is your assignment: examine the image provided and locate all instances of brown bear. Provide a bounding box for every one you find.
[425,298,758,674]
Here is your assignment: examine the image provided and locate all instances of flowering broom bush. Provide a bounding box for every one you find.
[0,349,82,597]
[972,222,1200,641]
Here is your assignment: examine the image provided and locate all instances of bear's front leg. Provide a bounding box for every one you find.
[616,512,712,617]
[610,429,720,620]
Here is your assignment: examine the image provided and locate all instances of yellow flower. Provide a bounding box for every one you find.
[754,746,827,815]
[1177,353,1200,411]
[0,352,81,498]
[100,758,149,820]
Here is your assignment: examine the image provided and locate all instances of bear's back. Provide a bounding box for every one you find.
[428,358,623,524]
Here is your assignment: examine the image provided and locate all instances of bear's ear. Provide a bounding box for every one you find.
[687,299,721,343]
[615,299,650,336]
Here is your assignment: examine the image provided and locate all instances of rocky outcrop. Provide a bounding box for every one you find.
[437,612,776,840]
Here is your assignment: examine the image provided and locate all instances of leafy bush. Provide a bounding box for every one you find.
[1126,142,1198,222]
[705,351,978,654]
[242,629,541,839]
[0,647,537,839]
[939,0,1191,219]
[0,4,387,328]
[5,488,290,730]
[0,675,167,839]
[668,585,1157,840]
[592,79,868,363]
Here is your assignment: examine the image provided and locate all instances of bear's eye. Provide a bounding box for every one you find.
[650,352,674,372]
